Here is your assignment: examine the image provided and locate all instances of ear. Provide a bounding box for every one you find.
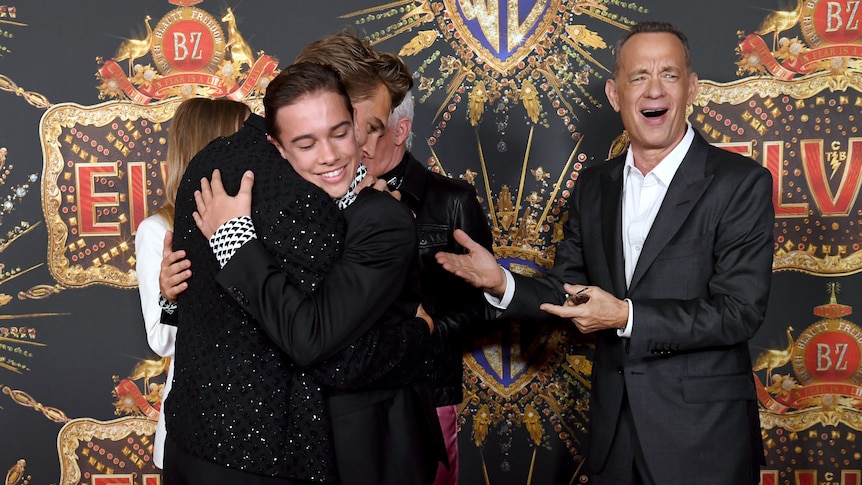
[605,79,620,113]
[394,117,412,147]
[687,72,699,106]
[267,134,289,159]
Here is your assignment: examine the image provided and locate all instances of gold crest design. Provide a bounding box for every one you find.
[738,0,862,79]
[755,283,862,481]
[755,284,862,426]
[341,0,646,143]
[96,5,278,103]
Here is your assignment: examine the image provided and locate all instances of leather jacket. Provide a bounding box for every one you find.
[396,153,494,406]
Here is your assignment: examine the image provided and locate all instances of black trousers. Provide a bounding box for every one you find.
[328,385,441,485]
[590,392,655,485]
[162,437,313,485]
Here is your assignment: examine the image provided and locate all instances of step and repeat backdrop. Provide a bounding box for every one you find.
[1,0,861,483]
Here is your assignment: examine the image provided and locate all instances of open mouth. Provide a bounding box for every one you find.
[641,108,668,118]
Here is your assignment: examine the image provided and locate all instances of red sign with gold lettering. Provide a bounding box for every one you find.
[693,74,862,274]
[40,101,179,288]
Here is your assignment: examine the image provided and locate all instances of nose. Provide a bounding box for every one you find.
[360,133,376,160]
[356,121,376,160]
[645,75,664,98]
[319,139,338,165]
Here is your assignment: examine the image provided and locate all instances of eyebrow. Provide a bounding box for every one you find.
[289,120,353,144]
[628,65,681,76]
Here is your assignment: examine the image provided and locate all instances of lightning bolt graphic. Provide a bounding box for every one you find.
[830,155,841,180]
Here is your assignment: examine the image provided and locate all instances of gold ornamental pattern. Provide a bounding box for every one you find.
[41,96,263,288]
[754,284,862,483]
[692,71,862,275]
[41,99,182,288]
[57,416,158,484]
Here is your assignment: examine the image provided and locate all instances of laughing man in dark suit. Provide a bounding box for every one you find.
[436,21,774,485]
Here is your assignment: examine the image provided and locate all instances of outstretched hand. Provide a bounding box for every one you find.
[435,229,506,297]
[193,168,254,239]
[159,230,190,302]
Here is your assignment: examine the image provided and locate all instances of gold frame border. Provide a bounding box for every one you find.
[696,71,862,106]
[40,98,262,288]
[57,416,156,485]
[760,408,862,432]
[40,98,183,288]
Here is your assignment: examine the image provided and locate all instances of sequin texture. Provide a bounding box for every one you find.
[166,115,344,481]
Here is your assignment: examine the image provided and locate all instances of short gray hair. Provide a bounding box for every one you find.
[388,93,415,152]
[612,21,691,79]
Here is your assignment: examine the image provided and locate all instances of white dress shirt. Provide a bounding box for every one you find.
[488,125,696,340]
[616,125,694,337]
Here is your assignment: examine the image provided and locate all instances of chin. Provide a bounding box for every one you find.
[327,185,351,199]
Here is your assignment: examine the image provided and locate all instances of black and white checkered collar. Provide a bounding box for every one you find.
[334,163,367,210]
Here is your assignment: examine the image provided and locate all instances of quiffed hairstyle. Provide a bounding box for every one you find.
[296,30,413,111]
[156,97,249,225]
[613,21,692,78]
[263,62,353,140]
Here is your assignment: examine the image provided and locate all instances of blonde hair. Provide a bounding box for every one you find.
[296,30,413,110]
[155,98,249,225]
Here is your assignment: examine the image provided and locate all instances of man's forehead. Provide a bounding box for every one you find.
[355,83,392,111]
[277,96,351,132]
[621,32,684,55]
[619,34,686,66]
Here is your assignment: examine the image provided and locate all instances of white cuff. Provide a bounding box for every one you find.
[617,298,633,338]
[484,266,514,310]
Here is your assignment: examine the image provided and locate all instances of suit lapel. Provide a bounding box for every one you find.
[628,133,714,292]
[600,161,627,297]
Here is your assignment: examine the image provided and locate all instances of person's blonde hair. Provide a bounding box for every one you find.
[155,98,249,225]
[296,30,413,110]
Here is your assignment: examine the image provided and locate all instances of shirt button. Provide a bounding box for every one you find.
[634,245,642,252]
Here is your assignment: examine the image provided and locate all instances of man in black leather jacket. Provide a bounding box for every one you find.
[348,51,494,484]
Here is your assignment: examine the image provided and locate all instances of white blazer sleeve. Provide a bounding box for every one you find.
[135,216,176,358]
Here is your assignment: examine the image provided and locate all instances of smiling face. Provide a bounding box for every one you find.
[605,32,698,169]
[269,90,359,199]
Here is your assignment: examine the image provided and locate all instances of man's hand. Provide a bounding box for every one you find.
[159,230,190,302]
[416,304,434,334]
[193,168,254,239]
[540,284,629,334]
[355,176,402,201]
[435,229,506,297]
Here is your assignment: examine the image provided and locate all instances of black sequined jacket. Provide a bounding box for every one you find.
[217,188,447,484]
[395,153,494,407]
[166,115,429,482]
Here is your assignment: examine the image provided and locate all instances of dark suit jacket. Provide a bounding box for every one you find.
[503,131,774,484]
[217,188,447,485]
